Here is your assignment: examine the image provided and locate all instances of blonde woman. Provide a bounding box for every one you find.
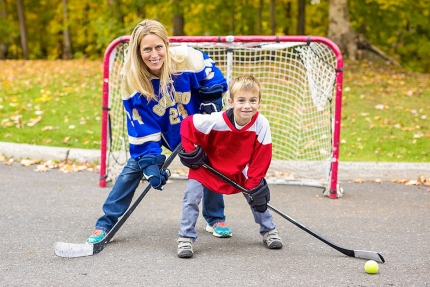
[87,19,232,244]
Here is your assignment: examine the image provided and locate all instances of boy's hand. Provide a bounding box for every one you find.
[247,178,270,213]
[178,146,208,169]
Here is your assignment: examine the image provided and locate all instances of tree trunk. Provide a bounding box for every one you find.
[230,3,235,34]
[172,0,184,36]
[270,0,275,34]
[282,1,292,35]
[62,0,72,59]
[327,0,357,60]
[297,0,305,35]
[16,0,28,59]
[107,0,122,24]
[0,0,9,59]
[257,0,263,34]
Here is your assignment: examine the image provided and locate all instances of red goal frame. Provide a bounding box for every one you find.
[99,35,343,199]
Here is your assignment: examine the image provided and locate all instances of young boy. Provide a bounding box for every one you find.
[176,75,283,258]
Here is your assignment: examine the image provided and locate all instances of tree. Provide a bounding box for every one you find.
[297,0,305,34]
[327,0,357,60]
[0,0,10,58]
[172,0,184,36]
[62,0,72,59]
[16,0,28,59]
[328,0,401,65]
[270,0,275,34]
[258,0,263,34]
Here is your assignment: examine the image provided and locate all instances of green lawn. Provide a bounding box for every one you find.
[0,59,429,162]
[0,60,103,150]
[340,61,429,162]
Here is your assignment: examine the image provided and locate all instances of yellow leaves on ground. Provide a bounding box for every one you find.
[0,152,98,174]
[352,175,430,187]
[1,60,102,149]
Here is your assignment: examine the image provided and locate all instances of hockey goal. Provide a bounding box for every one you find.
[99,35,344,198]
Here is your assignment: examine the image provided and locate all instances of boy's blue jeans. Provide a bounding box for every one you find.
[95,158,226,232]
[179,179,276,241]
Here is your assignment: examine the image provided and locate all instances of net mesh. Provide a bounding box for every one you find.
[105,44,129,182]
[102,38,340,189]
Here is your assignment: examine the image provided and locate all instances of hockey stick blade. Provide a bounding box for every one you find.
[201,163,385,263]
[54,236,111,258]
[54,144,182,258]
[54,242,94,258]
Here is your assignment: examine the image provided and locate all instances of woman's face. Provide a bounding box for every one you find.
[139,34,166,77]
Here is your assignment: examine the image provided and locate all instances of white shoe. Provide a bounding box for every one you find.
[177,237,193,258]
[263,229,283,249]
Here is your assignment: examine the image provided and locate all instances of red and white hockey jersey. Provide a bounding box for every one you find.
[180,109,272,194]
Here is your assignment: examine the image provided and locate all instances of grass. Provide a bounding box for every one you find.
[0,59,429,162]
[0,60,103,150]
[341,61,429,162]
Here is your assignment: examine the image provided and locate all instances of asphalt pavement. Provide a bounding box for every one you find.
[1,143,429,286]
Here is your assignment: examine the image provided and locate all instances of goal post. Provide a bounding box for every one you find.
[99,35,344,199]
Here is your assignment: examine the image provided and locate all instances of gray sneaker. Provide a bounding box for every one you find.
[263,229,283,249]
[177,237,193,258]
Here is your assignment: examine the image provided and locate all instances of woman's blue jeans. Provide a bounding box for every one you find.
[95,158,226,232]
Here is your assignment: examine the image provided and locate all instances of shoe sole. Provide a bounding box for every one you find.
[178,251,193,258]
[265,241,283,249]
[86,238,104,244]
[205,225,232,238]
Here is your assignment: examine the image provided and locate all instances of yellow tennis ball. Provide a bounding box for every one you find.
[364,260,379,274]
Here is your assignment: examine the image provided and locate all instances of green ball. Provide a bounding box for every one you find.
[364,260,379,274]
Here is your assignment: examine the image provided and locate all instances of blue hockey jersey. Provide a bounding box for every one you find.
[121,45,228,160]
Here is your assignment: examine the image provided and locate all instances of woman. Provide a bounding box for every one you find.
[86,19,232,244]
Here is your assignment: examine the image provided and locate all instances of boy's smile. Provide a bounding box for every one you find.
[228,91,261,126]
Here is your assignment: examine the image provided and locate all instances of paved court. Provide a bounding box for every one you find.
[1,161,429,286]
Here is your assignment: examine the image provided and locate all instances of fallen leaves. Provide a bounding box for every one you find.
[0,152,99,174]
[0,60,102,150]
[27,116,42,127]
[351,175,430,186]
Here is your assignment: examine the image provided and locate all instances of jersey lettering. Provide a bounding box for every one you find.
[153,94,175,116]
[177,103,188,119]
[169,108,180,125]
[132,109,143,124]
[174,91,191,105]
[125,111,134,127]
[152,104,166,116]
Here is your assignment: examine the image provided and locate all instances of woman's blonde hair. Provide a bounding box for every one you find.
[123,19,176,101]
[229,75,262,100]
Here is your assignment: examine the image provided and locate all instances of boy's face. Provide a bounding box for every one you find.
[228,90,261,126]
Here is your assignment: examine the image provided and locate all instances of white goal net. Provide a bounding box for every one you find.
[99,36,343,198]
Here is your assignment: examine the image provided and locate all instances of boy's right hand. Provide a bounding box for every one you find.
[178,145,208,169]
[248,178,270,213]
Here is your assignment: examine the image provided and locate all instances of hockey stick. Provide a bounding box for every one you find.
[54,144,182,258]
[201,163,385,263]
